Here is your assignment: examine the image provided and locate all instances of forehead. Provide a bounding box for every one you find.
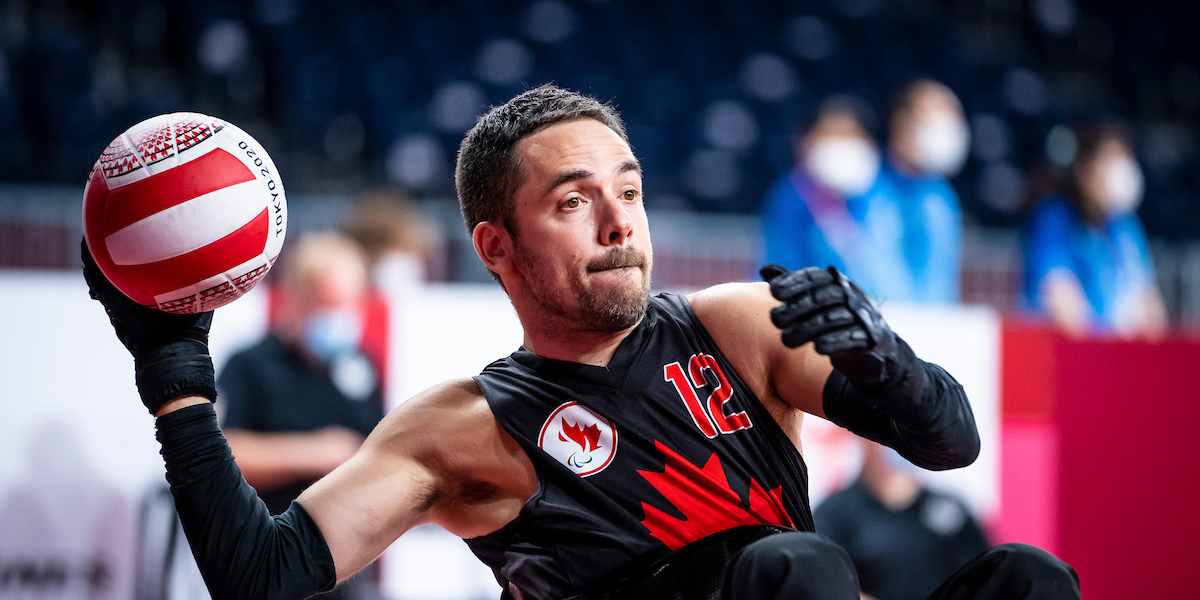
[515,118,635,183]
[910,85,961,116]
[810,112,868,139]
[301,255,366,307]
[1093,138,1131,160]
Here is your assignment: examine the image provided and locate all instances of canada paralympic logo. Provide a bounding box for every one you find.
[538,401,618,477]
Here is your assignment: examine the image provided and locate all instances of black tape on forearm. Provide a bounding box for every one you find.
[135,338,218,413]
[822,354,980,471]
[156,403,337,600]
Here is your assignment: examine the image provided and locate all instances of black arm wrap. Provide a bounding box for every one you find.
[822,340,980,471]
[135,337,217,411]
[156,403,337,600]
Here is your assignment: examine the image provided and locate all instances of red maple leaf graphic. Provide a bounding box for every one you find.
[559,419,602,453]
[638,441,795,551]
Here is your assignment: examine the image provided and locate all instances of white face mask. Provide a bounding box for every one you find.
[1102,155,1144,217]
[913,113,970,176]
[806,137,881,197]
[374,252,423,298]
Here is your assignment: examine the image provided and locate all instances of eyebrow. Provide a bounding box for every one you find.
[545,160,642,196]
[617,160,642,178]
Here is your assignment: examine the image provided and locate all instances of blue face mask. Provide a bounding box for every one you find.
[883,446,917,473]
[301,309,363,362]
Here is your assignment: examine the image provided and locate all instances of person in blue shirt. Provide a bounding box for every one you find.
[878,80,970,304]
[761,96,915,302]
[1024,123,1167,338]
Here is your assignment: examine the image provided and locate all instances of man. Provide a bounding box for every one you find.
[878,80,970,304]
[219,231,383,599]
[84,85,1079,600]
[761,96,916,302]
[220,232,382,517]
[815,441,990,600]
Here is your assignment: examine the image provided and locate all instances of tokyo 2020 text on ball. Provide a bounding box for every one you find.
[83,112,287,314]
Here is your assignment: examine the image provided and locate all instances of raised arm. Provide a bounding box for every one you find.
[300,378,534,580]
[687,280,832,419]
[83,242,532,599]
[151,378,525,598]
[690,265,979,471]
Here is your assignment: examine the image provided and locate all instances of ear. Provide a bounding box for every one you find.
[472,221,515,277]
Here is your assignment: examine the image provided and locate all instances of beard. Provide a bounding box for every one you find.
[515,243,652,334]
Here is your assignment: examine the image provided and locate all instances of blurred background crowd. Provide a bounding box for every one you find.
[1,2,1199,599]
[1,0,1199,334]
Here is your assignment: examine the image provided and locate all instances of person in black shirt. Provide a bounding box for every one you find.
[218,231,384,600]
[84,85,1079,600]
[219,231,383,517]
[816,441,990,600]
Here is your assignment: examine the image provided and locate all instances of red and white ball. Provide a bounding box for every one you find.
[83,112,286,314]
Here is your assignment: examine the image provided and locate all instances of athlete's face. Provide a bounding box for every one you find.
[509,118,653,333]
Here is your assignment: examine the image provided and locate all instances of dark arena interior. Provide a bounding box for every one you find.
[0,1,1197,599]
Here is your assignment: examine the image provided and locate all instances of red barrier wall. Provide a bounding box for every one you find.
[1000,322,1200,598]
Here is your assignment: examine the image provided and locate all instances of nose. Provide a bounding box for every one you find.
[599,193,634,246]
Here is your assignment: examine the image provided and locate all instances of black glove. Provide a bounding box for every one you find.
[761,264,979,469]
[82,240,217,415]
[760,264,912,391]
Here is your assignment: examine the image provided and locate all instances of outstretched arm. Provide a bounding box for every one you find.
[153,379,519,597]
[83,237,356,599]
[152,394,451,594]
[691,266,979,471]
[82,243,482,599]
[155,398,339,600]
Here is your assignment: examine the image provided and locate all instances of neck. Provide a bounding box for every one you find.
[1078,197,1110,228]
[520,318,640,367]
[889,148,923,178]
[861,461,922,511]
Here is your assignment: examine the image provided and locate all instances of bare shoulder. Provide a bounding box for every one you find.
[687,282,779,379]
[368,377,522,479]
[299,377,534,577]
[364,377,537,537]
[687,281,776,338]
[686,283,786,413]
[687,282,831,420]
[369,377,491,442]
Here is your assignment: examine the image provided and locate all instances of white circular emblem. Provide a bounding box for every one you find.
[331,353,376,402]
[537,401,618,477]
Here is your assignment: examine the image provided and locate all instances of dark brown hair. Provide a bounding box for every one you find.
[454,84,627,239]
[1022,121,1136,222]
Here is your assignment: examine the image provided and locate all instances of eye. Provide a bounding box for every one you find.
[565,197,581,208]
[623,189,639,201]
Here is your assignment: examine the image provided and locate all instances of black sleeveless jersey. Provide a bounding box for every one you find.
[465,293,814,600]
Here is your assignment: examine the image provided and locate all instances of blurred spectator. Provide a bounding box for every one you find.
[1023,123,1167,338]
[341,190,434,296]
[879,80,969,304]
[761,96,915,301]
[815,441,989,600]
[217,232,383,599]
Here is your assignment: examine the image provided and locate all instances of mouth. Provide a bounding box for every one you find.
[586,249,646,274]
[589,264,638,274]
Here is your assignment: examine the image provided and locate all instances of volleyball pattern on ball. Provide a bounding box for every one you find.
[83,113,286,314]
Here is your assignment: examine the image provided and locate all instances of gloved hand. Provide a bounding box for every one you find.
[82,240,216,414]
[760,264,913,390]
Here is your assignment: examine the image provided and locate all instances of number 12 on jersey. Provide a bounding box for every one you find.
[663,354,752,439]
